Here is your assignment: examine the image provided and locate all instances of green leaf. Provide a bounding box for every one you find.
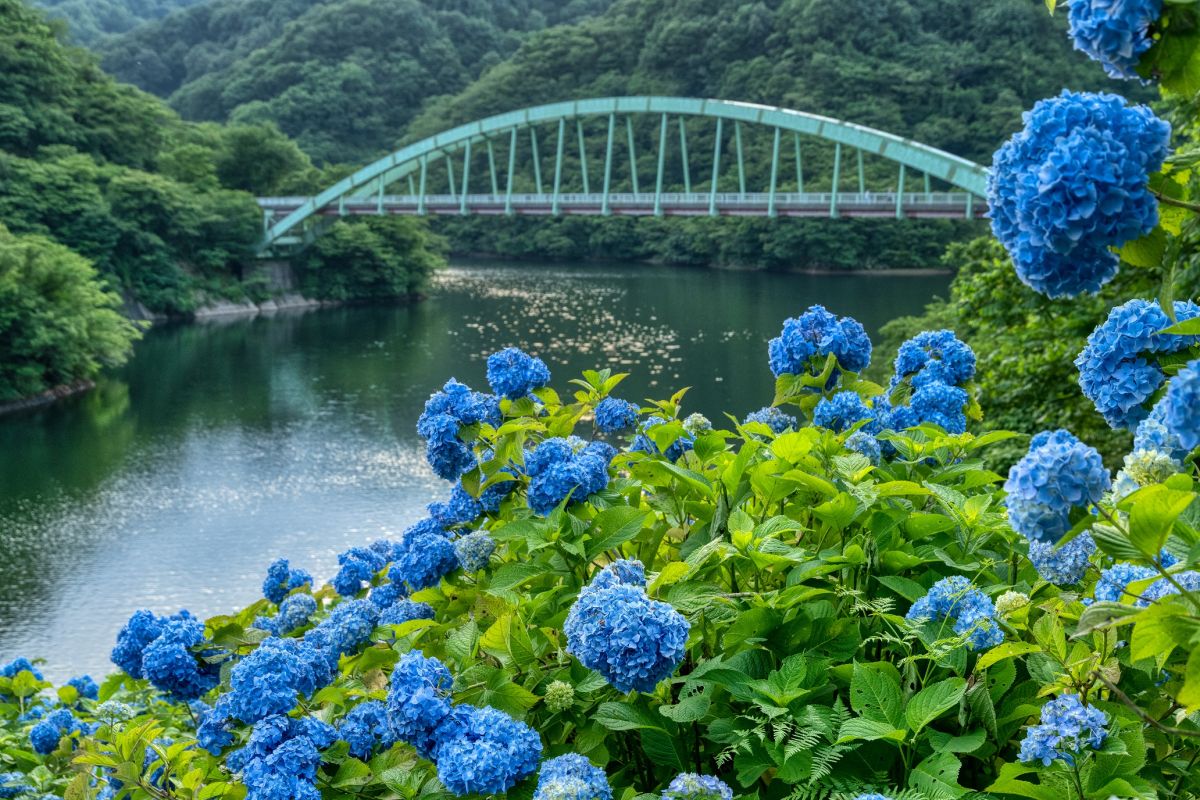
[906,677,967,734]
[1119,226,1166,268]
[585,506,650,559]
[929,728,986,753]
[849,662,904,727]
[331,758,373,789]
[812,492,858,530]
[594,702,668,732]
[1160,316,1200,335]
[910,752,966,798]
[975,641,1042,671]
[488,563,542,592]
[836,717,906,744]
[1127,484,1195,557]
[986,763,1058,800]
[1180,646,1200,712]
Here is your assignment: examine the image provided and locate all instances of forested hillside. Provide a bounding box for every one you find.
[32,0,202,45]
[100,0,616,163]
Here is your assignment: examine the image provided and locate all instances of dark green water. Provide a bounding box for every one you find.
[0,260,947,678]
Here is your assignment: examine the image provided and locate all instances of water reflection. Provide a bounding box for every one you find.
[0,260,946,678]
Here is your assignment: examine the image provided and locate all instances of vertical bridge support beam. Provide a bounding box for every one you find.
[552,119,565,216]
[505,127,517,215]
[487,139,499,197]
[794,134,803,193]
[857,148,865,195]
[678,118,691,193]
[709,117,723,217]
[446,155,456,199]
[530,128,543,195]
[601,113,615,216]
[767,127,781,218]
[830,142,841,218]
[626,117,639,199]
[735,121,746,195]
[417,155,428,216]
[895,163,905,219]
[654,113,668,217]
[577,119,590,194]
[460,139,471,215]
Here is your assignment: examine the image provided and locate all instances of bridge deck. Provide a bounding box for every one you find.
[258,192,987,222]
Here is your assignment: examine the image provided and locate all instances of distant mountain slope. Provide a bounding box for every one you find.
[99,0,616,163]
[32,0,205,45]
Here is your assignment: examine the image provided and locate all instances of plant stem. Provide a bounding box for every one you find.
[1090,670,1200,738]
[1152,190,1200,213]
[1070,759,1086,800]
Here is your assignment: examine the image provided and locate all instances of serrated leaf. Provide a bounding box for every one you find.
[906,678,967,734]
[850,662,904,727]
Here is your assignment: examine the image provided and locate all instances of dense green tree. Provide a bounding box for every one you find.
[297,217,446,301]
[214,123,312,195]
[0,225,141,401]
[31,0,204,45]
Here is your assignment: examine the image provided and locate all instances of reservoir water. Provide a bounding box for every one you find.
[0,260,948,679]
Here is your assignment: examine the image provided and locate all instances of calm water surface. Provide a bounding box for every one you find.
[0,260,947,679]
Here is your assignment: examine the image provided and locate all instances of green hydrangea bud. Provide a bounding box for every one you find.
[544,680,574,712]
[994,590,1030,616]
[1123,449,1181,487]
[683,413,712,436]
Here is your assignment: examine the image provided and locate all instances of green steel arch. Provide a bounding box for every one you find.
[260,96,989,252]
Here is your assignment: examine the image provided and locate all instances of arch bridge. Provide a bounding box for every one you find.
[257,96,990,254]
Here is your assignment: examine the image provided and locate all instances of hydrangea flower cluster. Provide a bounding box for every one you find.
[385,652,542,793]
[227,714,336,800]
[743,406,797,434]
[995,591,1031,616]
[1093,562,1156,603]
[682,413,712,436]
[1028,534,1096,585]
[852,795,891,800]
[0,657,41,680]
[261,559,312,605]
[1067,0,1162,80]
[564,560,690,692]
[1004,430,1110,543]
[331,546,389,597]
[1076,299,1200,428]
[487,347,551,399]
[429,477,514,528]
[389,518,456,591]
[813,391,879,434]
[1018,694,1108,766]
[380,599,436,627]
[892,329,977,390]
[906,576,1004,650]
[453,530,495,572]
[632,417,694,461]
[337,700,394,760]
[661,773,733,800]
[111,609,218,701]
[29,709,87,755]
[768,305,871,379]
[594,397,640,433]
[845,431,882,464]
[1133,398,1189,461]
[1137,570,1200,606]
[0,773,30,798]
[988,91,1170,298]
[543,680,575,712]
[1163,359,1200,450]
[526,437,614,515]
[532,753,612,800]
[67,675,98,700]
[256,593,317,635]
[417,379,502,479]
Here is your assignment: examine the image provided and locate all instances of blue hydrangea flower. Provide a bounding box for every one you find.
[196,697,235,754]
[1093,562,1156,603]
[111,610,165,679]
[683,414,712,436]
[662,773,733,800]
[487,347,551,400]
[852,795,892,800]
[140,613,219,702]
[1004,430,1111,543]
[259,594,317,635]
[1138,570,1200,606]
[768,305,872,378]
[533,754,611,800]
[743,406,797,434]
[589,559,647,591]
[909,380,970,433]
[526,438,614,515]
[906,577,1004,651]
[226,637,327,723]
[632,416,694,462]
[380,599,436,627]
[386,652,454,757]
[433,704,542,795]
[228,714,336,800]
[1163,359,1200,451]
[316,599,379,659]
[1028,534,1096,585]
[1067,0,1162,80]
[845,431,882,464]
[813,391,879,434]
[1018,694,1108,766]
[1134,398,1188,460]
[0,657,42,680]
[29,721,63,755]
[389,519,457,591]
[454,531,495,572]
[331,547,388,598]
[595,397,640,433]
[417,380,502,480]
[429,483,484,528]
[1076,299,1200,428]
[564,560,689,693]
[988,91,1170,297]
[67,675,99,700]
[337,700,395,760]
[0,773,31,799]
[892,330,976,390]
[369,581,405,610]
[262,559,312,605]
